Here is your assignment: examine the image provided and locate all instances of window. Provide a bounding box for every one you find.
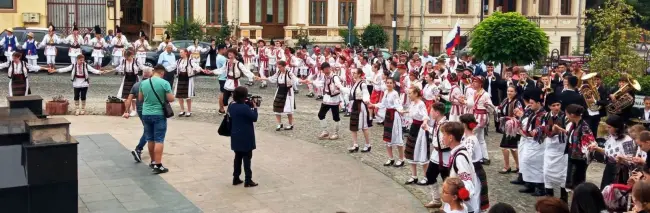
[310,0,327,26]
[560,37,570,56]
[172,0,193,22]
[456,0,468,14]
[561,0,571,15]
[495,0,516,12]
[538,0,550,15]
[458,36,468,50]
[429,36,442,55]
[428,0,442,14]
[207,0,227,25]
[339,0,356,26]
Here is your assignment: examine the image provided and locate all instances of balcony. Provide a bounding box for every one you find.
[527,16,541,27]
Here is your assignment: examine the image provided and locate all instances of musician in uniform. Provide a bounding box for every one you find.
[582,73,610,135]
[65,25,85,65]
[608,74,638,123]
[557,76,586,112]
[483,62,502,132]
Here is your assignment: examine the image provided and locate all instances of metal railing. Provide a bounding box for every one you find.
[527,16,541,27]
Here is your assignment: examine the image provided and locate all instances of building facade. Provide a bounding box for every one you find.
[142,0,371,44]
[371,0,586,56]
[0,0,120,35]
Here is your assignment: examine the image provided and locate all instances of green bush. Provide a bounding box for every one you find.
[398,39,413,52]
[361,24,388,48]
[164,18,206,41]
[339,28,360,46]
[295,28,314,47]
[205,22,233,45]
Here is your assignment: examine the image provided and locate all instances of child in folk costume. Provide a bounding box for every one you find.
[51,55,105,115]
[255,40,269,85]
[422,72,439,113]
[259,61,296,130]
[206,49,258,105]
[347,68,373,153]
[157,32,177,52]
[465,76,496,165]
[372,78,406,167]
[283,48,299,93]
[187,39,207,65]
[440,177,471,213]
[133,31,152,66]
[88,26,107,69]
[171,49,203,117]
[2,52,44,96]
[403,86,431,185]
[22,32,39,68]
[444,73,463,122]
[308,47,326,98]
[441,122,480,212]
[116,51,150,117]
[266,40,285,81]
[459,114,489,211]
[539,95,569,201]
[293,50,310,80]
[65,25,85,65]
[110,26,129,67]
[424,103,452,209]
[369,63,385,123]
[516,88,547,196]
[497,86,524,174]
[0,28,18,62]
[304,62,349,140]
[39,24,61,70]
[239,38,256,71]
[339,58,354,117]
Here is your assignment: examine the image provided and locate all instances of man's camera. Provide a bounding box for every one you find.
[245,94,262,108]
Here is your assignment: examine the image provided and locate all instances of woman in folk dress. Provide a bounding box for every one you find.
[497,86,524,174]
[444,73,463,122]
[347,68,373,153]
[372,78,405,167]
[588,115,638,189]
[260,61,296,131]
[403,86,431,185]
[465,76,495,165]
[459,114,489,211]
[116,50,151,116]
[172,49,203,117]
[369,63,385,123]
[2,52,44,97]
[422,72,439,113]
[187,39,207,65]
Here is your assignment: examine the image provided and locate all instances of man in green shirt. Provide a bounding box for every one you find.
[138,65,174,174]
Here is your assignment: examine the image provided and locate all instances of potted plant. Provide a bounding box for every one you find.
[45,95,69,115]
[105,96,125,116]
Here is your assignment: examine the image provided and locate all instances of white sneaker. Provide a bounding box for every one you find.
[129,111,137,117]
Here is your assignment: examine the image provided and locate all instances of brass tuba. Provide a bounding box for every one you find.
[606,74,641,115]
[579,72,601,112]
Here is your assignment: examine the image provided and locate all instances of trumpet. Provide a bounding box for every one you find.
[490,75,496,81]
[543,85,554,94]
[518,78,527,87]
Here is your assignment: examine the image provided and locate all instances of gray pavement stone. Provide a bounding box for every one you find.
[84,199,125,212]
[121,198,159,212]
[79,191,115,203]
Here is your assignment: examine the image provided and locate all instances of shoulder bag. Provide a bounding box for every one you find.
[149,79,174,118]
[218,103,232,136]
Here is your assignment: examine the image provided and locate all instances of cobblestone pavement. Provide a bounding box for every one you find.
[0,73,606,212]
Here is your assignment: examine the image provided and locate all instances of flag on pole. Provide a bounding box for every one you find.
[445,21,461,55]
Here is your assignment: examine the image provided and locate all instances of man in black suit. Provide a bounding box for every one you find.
[483,62,502,130]
[551,62,570,87]
[557,76,587,112]
[515,69,536,99]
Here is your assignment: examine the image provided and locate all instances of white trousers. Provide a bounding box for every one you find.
[46,55,56,65]
[70,57,78,65]
[93,56,103,67]
[136,56,146,66]
[113,56,123,67]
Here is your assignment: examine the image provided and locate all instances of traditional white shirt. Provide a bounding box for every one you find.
[429,117,450,165]
[378,90,403,110]
[55,63,102,88]
[133,39,152,53]
[65,34,85,57]
[110,35,130,57]
[39,34,60,56]
[209,61,255,91]
[350,80,370,101]
[187,45,207,59]
[116,59,149,74]
[267,47,284,64]
[311,54,326,71]
[0,35,18,55]
[315,73,348,105]
[171,58,202,76]
[88,37,107,49]
[461,135,482,162]
[157,42,178,52]
[423,83,439,101]
[408,100,429,121]
[268,70,297,85]
[1,61,41,77]
[239,44,256,59]
[449,145,480,213]
[370,71,385,91]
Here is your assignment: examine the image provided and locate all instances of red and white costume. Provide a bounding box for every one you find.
[239,43,256,70]
[446,84,464,122]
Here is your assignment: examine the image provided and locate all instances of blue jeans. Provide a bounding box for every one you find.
[136,110,146,151]
[142,115,167,143]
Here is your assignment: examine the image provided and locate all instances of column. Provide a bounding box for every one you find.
[328,0,339,27]
[516,0,522,13]
[239,0,250,25]
[296,0,308,26]
[488,0,493,14]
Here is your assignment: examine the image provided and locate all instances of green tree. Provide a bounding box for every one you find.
[164,18,206,41]
[469,12,549,65]
[339,28,360,46]
[398,39,413,52]
[205,22,233,45]
[585,0,645,87]
[295,28,314,47]
[361,24,388,48]
[627,0,650,29]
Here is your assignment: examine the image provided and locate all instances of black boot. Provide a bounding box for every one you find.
[518,182,535,193]
[510,173,525,185]
[532,184,546,196]
[545,188,555,197]
[560,188,568,203]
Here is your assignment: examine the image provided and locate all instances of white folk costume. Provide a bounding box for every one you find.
[209,60,255,92]
[0,29,18,59]
[116,59,149,99]
[465,85,495,162]
[370,70,385,122]
[22,36,39,67]
[310,51,326,97]
[291,54,309,78]
[378,90,404,146]
[267,46,284,77]
[422,83,438,113]
[39,25,60,68]
[171,58,203,99]
[541,111,568,189]
[65,29,85,65]
[157,41,177,52]
[239,42,256,70]
[427,117,451,204]
[1,61,41,96]
[55,62,102,115]
[256,45,268,77]
[314,70,349,139]
[349,79,371,132]
[519,107,546,185]
[268,69,297,115]
[405,100,430,165]
[110,29,129,67]
[88,26,107,69]
[446,84,464,122]
[449,145,480,212]
[133,37,152,66]
[187,42,207,65]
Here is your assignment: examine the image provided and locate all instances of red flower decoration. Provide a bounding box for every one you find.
[457,187,470,201]
[468,122,477,130]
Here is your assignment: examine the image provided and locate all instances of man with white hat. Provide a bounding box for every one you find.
[0,28,18,62]
[65,24,85,65]
[22,32,40,68]
[39,24,61,70]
